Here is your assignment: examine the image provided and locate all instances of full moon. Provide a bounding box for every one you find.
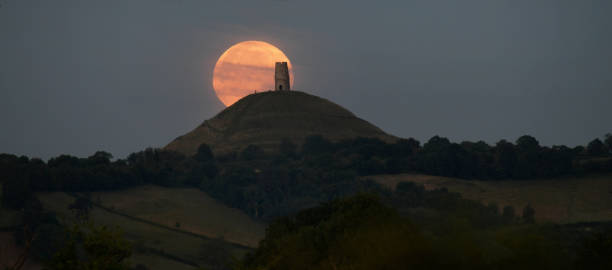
[212,41,294,106]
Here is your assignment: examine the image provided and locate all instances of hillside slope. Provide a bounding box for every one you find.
[165,91,397,156]
[37,186,264,270]
[89,185,265,247]
[370,173,612,223]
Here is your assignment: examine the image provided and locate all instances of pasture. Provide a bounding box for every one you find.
[37,186,262,270]
[371,173,612,223]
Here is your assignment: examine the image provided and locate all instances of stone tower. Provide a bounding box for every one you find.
[274,62,290,91]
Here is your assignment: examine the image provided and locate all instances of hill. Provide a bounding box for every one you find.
[88,185,265,247]
[370,173,612,223]
[165,91,397,156]
[37,186,265,270]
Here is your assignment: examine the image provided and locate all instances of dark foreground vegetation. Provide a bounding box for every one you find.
[239,195,612,270]
[1,133,611,269]
[7,192,611,270]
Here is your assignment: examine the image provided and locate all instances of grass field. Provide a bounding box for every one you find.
[369,173,612,224]
[89,185,265,247]
[37,186,262,270]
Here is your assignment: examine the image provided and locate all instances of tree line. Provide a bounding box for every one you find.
[294,133,612,179]
[2,133,611,219]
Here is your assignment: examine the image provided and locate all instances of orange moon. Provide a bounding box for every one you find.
[212,41,294,106]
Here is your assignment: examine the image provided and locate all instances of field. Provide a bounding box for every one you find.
[18,174,612,268]
[89,185,265,247]
[37,186,265,270]
[370,173,612,223]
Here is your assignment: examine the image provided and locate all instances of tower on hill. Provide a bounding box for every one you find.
[275,62,290,91]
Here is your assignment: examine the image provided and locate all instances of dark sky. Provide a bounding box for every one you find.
[1,0,611,159]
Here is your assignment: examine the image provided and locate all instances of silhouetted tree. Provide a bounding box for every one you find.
[516,135,540,151]
[514,135,541,178]
[88,151,113,165]
[419,136,454,176]
[605,133,612,156]
[495,140,517,178]
[69,195,93,221]
[537,145,574,177]
[10,198,65,264]
[189,144,218,181]
[194,144,214,162]
[394,138,421,156]
[46,221,132,269]
[587,138,606,156]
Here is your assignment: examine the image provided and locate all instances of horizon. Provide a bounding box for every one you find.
[1,0,611,159]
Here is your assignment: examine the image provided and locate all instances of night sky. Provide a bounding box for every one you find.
[1,0,611,159]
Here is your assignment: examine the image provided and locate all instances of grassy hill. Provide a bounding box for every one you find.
[89,185,265,247]
[165,91,397,156]
[37,186,265,270]
[370,173,612,224]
